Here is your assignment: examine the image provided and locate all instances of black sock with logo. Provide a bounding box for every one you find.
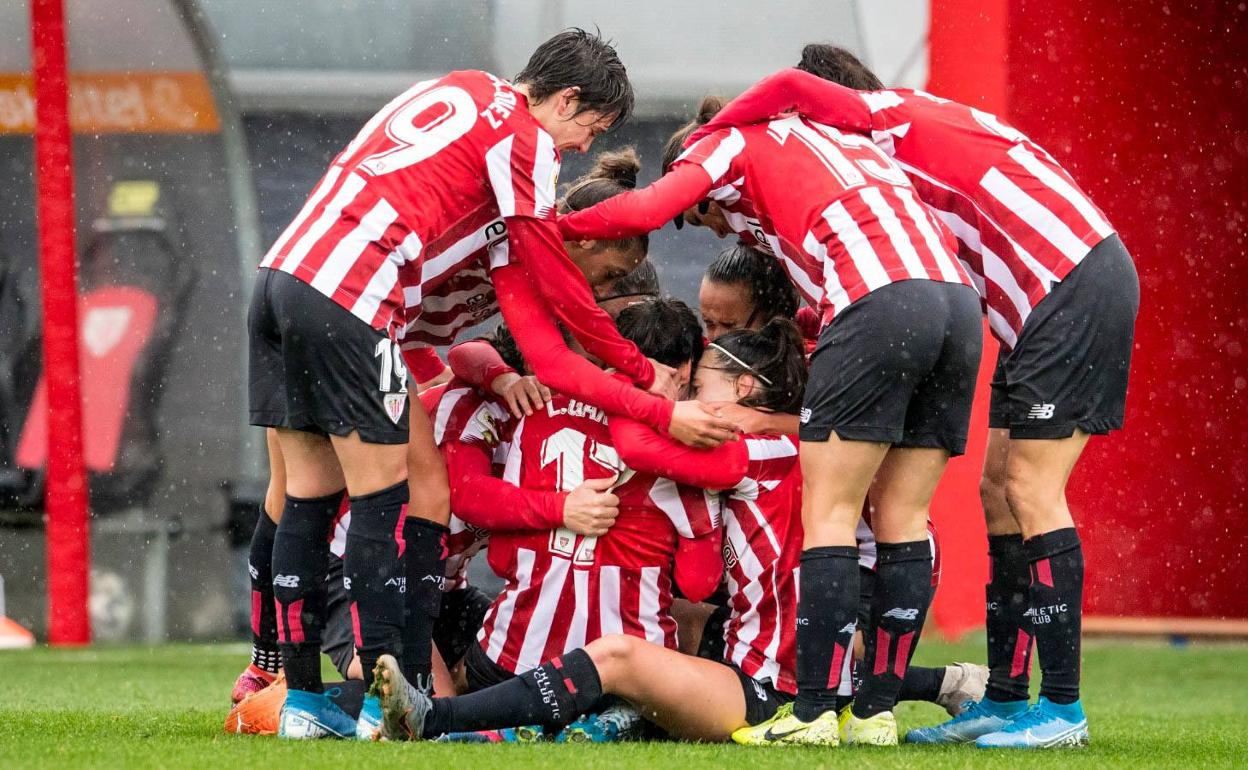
[422,649,603,737]
[1025,528,1084,705]
[345,481,409,688]
[247,507,281,675]
[272,490,345,693]
[852,540,933,719]
[402,517,449,688]
[794,546,860,721]
[985,533,1033,702]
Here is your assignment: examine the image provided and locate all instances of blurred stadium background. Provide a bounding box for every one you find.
[0,0,1244,646]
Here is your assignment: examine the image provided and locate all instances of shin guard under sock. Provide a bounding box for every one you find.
[794,546,859,721]
[248,507,281,675]
[1025,528,1084,705]
[853,540,933,719]
[985,533,1032,702]
[272,490,345,692]
[402,517,449,687]
[422,649,603,737]
[345,481,409,687]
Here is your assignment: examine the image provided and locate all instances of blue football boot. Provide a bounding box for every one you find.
[905,697,1029,744]
[975,697,1089,749]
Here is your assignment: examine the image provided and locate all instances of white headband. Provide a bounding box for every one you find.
[708,342,773,386]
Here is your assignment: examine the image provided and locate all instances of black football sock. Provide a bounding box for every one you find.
[345,481,409,688]
[898,665,945,703]
[422,649,603,737]
[985,533,1032,702]
[1025,528,1084,705]
[853,540,933,719]
[272,489,345,693]
[402,516,449,688]
[794,546,859,722]
[248,506,281,675]
[326,679,367,719]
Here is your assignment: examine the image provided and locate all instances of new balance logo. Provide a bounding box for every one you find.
[273,574,300,588]
[839,622,858,634]
[248,564,259,580]
[883,607,919,621]
[1027,403,1056,420]
[799,407,812,424]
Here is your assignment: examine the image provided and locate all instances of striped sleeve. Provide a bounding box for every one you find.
[485,122,560,221]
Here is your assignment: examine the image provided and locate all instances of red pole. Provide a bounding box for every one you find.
[31,0,90,645]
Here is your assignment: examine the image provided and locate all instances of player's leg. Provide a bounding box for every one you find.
[373,635,761,743]
[846,446,946,744]
[907,403,1032,744]
[398,402,451,690]
[231,429,285,703]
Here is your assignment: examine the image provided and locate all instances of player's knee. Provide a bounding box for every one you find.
[1003,462,1057,523]
[586,634,639,676]
[980,472,1010,520]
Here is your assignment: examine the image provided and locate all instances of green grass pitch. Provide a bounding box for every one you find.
[1,637,1245,768]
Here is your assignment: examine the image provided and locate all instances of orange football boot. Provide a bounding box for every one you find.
[224,672,287,735]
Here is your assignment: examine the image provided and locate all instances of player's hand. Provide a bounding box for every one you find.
[562,476,620,537]
[711,401,800,436]
[646,359,680,399]
[493,372,552,418]
[667,400,739,448]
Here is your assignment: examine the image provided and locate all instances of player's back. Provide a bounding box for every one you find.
[479,393,708,672]
[261,70,558,335]
[698,120,968,321]
[865,90,1115,343]
[721,434,803,694]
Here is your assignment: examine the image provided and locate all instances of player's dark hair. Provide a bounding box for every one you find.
[709,318,808,414]
[487,324,527,373]
[705,244,799,324]
[796,43,884,89]
[515,28,634,129]
[661,94,725,173]
[615,297,704,371]
[597,258,660,302]
[560,147,648,257]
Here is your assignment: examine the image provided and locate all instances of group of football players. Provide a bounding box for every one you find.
[225,28,1138,750]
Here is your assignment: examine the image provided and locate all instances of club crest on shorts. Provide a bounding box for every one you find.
[383,392,407,424]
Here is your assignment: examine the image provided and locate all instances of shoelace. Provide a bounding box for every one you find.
[1001,704,1050,733]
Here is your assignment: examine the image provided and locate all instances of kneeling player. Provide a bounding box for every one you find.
[372,318,810,742]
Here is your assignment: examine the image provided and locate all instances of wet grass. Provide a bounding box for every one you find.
[1,637,1245,768]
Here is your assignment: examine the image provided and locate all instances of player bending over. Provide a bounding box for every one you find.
[692,43,1138,749]
[560,95,982,746]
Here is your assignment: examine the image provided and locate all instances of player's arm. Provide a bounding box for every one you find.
[504,216,656,388]
[492,262,673,431]
[608,413,749,489]
[558,163,713,241]
[401,346,451,391]
[447,339,516,392]
[673,528,724,604]
[444,440,566,531]
[684,68,874,147]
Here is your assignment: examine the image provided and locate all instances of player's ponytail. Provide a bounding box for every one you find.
[661,94,726,173]
[709,318,808,414]
[560,147,648,257]
[796,43,884,89]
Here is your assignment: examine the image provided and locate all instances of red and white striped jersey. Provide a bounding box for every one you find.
[687,70,1116,348]
[259,70,556,342]
[477,393,721,674]
[720,435,803,694]
[425,380,516,590]
[674,121,971,326]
